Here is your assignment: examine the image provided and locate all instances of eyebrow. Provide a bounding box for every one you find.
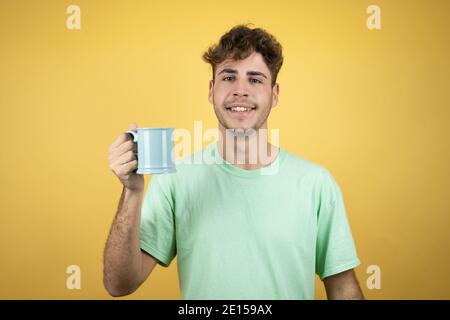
[217,68,268,79]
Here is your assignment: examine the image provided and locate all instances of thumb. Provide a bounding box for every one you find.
[128,122,138,131]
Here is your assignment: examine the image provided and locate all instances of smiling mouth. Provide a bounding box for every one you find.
[225,107,256,118]
[225,105,257,113]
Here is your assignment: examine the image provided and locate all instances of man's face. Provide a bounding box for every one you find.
[208,51,279,132]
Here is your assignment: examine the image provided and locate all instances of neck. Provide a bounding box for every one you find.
[217,122,279,170]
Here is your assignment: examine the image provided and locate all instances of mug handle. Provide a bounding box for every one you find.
[125,130,138,143]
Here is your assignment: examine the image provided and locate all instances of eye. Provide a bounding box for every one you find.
[250,78,262,84]
[223,76,235,81]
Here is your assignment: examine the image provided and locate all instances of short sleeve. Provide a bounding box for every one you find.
[315,169,360,280]
[140,174,176,267]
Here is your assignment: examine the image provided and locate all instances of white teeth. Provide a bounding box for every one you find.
[230,106,251,112]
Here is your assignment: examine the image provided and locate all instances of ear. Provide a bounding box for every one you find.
[271,83,279,108]
[208,80,214,104]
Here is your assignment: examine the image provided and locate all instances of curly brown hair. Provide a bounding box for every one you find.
[203,24,283,87]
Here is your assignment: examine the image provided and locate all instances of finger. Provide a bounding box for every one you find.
[109,140,136,161]
[128,122,138,131]
[109,149,137,168]
[109,122,137,151]
[120,159,138,176]
[109,132,130,151]
[111,150,136,167]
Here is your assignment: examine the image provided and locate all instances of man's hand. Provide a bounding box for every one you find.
[108,122,144,192]
[323,269,365,300]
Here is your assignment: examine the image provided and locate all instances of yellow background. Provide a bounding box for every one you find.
[1,0,449,299]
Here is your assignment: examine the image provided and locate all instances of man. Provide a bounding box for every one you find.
[104,25,364,300]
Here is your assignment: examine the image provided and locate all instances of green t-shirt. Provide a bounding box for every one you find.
[140,142,360,299]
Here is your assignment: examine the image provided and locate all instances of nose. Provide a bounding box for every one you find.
[232,79,249,98]
[233,91,248,98]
